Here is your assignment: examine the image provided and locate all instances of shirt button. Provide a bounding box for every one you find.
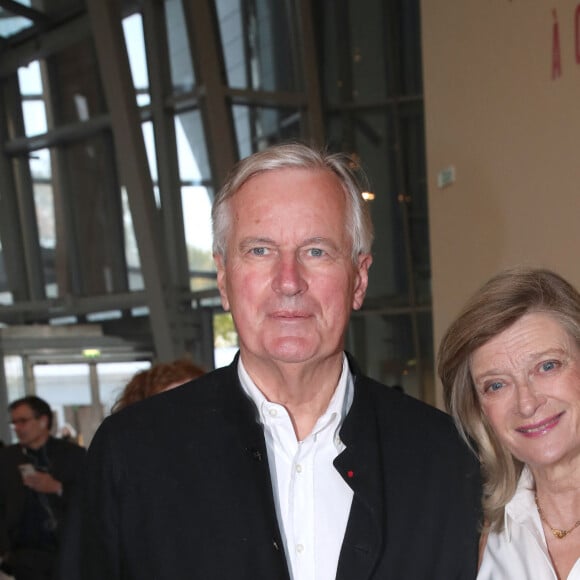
[296,544,304,553]
[268,408,278,417]
[295,464,302,473]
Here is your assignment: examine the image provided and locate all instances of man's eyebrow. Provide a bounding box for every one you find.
[300,237,340,249]
[239,237,276,248]
[303,237,332,244]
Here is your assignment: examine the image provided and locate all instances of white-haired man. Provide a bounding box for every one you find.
[78,143,481,579]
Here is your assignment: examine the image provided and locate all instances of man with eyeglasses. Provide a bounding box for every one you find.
[0,396,85,580]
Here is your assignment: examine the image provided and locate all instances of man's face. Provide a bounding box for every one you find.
[10,404,49,449]
[215,167,372,369]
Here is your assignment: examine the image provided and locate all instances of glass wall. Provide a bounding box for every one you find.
[0,0,432,401]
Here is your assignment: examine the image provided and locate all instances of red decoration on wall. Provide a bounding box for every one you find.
[552,9,562,80]
[575,4,580,64]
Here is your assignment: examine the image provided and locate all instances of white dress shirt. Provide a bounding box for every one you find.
[478,467,580,579]
[238,355,354,580]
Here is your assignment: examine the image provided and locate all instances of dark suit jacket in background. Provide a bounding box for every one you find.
[79,355,482,579]
[0,436,86,559]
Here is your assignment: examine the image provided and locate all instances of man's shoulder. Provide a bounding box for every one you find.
[46,436,86,458]
[101,363,239,428]
[0,444,23,464]
[352,374,470,453]
[146,363,237,407]
[89,363,249,459]
[352,375,478,477]
[355,374,450,422]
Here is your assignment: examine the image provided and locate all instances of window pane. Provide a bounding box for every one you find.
[34,182,57,298]
[181,186,216,291]
[175,111,210,183]
[97,360,151,415]
[18,60,42,95]
[213,312,237,368]
[216,0,302,91]
[30,148,51,181]
[30,150,57,298]
[44,39,108,126]
[34,363,92,442]
[0,241,11,304]
[121,187,143,291]
[123,13,150,106]
[347,314,425,399]
[164,0,195,92]
[142,121,158,183]
[0,12,33,38]
[321,1,421,107]
[33,182,55,250]
[232,104,302,154]
[4,356,25,402]
[21,100,47,137]
[60,136,127,295]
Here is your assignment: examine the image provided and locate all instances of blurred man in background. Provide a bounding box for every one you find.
[0,396,85,580]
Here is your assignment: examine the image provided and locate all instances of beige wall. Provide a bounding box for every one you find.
[422,1,580,407]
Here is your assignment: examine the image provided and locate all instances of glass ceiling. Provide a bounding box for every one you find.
[0,0,42,39]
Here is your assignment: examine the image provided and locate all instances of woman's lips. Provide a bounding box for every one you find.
[515,411,565,436]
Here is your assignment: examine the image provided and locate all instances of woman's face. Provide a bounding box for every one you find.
[470,311,580,472]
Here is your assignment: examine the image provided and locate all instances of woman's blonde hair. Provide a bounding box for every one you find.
[438,267,580,530]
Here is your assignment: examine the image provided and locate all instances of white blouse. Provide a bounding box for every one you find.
[478,468,580,579]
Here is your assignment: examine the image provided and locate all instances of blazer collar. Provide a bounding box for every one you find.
[334,363,384,580]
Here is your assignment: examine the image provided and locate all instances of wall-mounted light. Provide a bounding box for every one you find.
[82,348,101,358]
[361,191,375,201]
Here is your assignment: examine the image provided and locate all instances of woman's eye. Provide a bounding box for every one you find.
[485,381,504,393]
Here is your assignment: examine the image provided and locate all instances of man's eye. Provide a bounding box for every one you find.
[308,248,324,257]
[540,360,559,372]
[250,247,268,256]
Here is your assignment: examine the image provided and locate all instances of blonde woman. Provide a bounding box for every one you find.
[439,268,580,579]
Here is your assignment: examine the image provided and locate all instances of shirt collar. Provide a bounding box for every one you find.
[237,354,353,448]
[503,466,540,542]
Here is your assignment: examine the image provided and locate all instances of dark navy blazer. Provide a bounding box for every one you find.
[79,355,481,579]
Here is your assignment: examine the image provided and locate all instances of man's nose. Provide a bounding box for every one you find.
[272,255,307,296]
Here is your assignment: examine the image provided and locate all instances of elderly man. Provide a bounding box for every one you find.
[0,396,85,580]
[79,143,481,579]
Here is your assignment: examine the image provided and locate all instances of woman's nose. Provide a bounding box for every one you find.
[515,380,544,417]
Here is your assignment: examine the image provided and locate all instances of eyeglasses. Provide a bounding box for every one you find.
[10,416,37,426]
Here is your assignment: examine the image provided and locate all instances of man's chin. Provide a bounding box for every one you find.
[263,337,329,365]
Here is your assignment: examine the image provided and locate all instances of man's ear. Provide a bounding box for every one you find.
[352,253,373,311]
[214,254,230,311]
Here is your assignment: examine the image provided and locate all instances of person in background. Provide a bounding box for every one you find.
[0,396,86,580]
[77,142,481,579]
[56,424,78,445]
[111,358,205,413]
[439,267,580,579]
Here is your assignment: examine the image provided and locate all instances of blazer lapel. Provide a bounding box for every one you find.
[334,375,384,580]
[221,357,292,580]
